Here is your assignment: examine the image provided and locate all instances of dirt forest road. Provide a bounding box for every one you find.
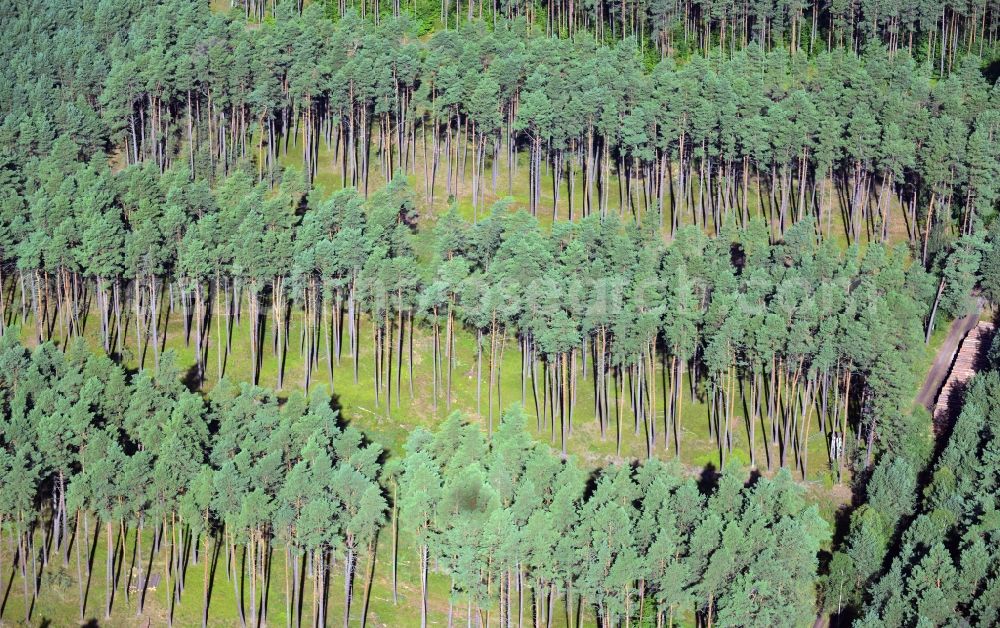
[915,299,985,410]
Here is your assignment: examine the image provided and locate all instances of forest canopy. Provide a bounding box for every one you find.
[1,0,1000,625]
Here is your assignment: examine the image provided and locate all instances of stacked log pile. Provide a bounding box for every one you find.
[934,321,996,431]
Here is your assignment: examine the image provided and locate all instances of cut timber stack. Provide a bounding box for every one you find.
[934,321,996,431]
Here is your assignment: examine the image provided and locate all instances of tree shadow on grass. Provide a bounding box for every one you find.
[182,361,203,392]
[696,462,719,496]
[984,58,1000,84]
[200,530,225,627]
[0,559,14,619]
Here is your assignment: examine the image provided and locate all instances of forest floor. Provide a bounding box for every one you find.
[293,131,916,251]
[0,122,944,627]
[17,137,938,477]
[11,292,852,483]
[77,130,926,484]
[0,504,505,627]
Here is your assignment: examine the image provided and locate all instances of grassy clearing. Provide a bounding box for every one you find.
[280,128,914,250]
[14,290,843,484]
[2,105,933,628]
[1,519,586,627]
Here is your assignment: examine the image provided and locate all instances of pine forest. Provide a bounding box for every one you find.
[0,0,999,625]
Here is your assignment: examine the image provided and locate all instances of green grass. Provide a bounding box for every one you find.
[914,319,953,399]
[17,127,870,491]
[276,129,911,248]
[14,291,843,484]
[4,110,926,627]
[2,519,573,627]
